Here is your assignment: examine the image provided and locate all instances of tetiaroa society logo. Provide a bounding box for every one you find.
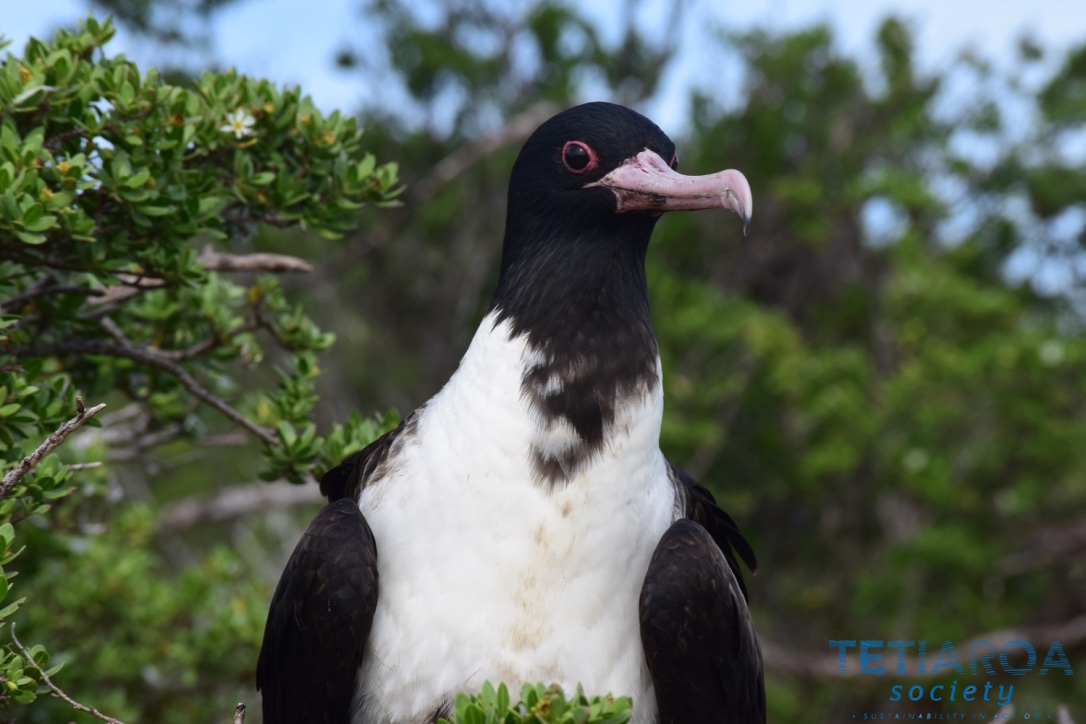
[830,639,1074,716]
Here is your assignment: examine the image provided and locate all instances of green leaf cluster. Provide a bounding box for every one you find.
[0,16,398,250]
[14,506,268,722]
[0,15,401,718]
[441,682,632,724]
[0,522,49,707]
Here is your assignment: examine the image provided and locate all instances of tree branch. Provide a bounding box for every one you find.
[89,274,167,308]
[159,479,323,531]
[9,623,126,724]
[0,280,105,312]
[0,397,107,499]
[66,462,103,472]
[155,319,261,362]
[1,337,278,447]
[86,248,313,308]
[999,516,1086,575]
[196,244,313,274]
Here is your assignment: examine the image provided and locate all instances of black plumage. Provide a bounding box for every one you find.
[640,518,766,724]
[256,499,379,722]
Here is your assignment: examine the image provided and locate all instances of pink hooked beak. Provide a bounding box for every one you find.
[587,149,753,236]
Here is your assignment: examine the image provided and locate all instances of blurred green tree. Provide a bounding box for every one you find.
[324,6,1086,720]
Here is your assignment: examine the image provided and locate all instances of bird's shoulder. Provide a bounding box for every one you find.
[319,409,423,503]
[666,460,758,597]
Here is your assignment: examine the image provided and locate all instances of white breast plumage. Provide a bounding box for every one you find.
[352,311,677,724]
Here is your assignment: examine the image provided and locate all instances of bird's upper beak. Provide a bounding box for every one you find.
[587,149,753,235]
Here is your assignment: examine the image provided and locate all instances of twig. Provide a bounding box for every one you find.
[87,248,313,307]
[234,702,246,724]
[9,623,126,724]
[2,339,277,446]
[196,244,313,274]
[159,479,323,531]
[155,319,260,362]
[999,516,1086,574]
[98,316,129,345]
[103,424,185,461]
[0,283,105,312]
[66,462,103,472]
[0,398,107,499]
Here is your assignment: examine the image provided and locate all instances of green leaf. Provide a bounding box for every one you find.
[123,167,151,187]
[22,214,57,232]
[0,596,26,619]
[14,229,46,244]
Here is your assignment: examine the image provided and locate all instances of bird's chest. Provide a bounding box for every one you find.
[351,320,675,723]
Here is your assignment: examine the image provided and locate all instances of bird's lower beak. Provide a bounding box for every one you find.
[587,149,753,235]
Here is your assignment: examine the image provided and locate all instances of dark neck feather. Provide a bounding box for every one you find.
[489,208,661,485]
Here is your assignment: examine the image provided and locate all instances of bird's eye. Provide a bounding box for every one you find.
[562,141,597,174]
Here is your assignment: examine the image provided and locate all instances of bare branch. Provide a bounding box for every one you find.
[197,244,313,274]
[759,639,844,679]
[234,703,246,724]
[85,412,252,463]
[86,247,313,308]
[2,338,278,446]
[10,623,126,724]
[91,274,167,307]
[999,517,1086,574]
[66,462,103,472]
[98,316,129,345]
[412,102,562,204]
[0,281,104,311]
[0,397,107,499]
[159,480,323,531]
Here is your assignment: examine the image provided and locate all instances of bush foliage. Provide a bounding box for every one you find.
[0,16,399,719]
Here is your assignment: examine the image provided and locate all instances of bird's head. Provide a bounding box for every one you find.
[504,102,752,241]
[492,102,752,349]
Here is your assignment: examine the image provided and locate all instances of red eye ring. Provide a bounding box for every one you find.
[562,140,598,174]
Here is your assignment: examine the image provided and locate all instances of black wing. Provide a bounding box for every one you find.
[668,461,757,599]
[639,465,765,724]
[256,499,379,723]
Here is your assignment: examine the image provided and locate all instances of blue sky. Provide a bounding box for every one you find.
[5,0,1085,131]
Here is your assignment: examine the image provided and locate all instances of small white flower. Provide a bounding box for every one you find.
[220,109,255,139]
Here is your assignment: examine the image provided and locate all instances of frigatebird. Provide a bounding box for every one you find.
[257,101,765,724]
